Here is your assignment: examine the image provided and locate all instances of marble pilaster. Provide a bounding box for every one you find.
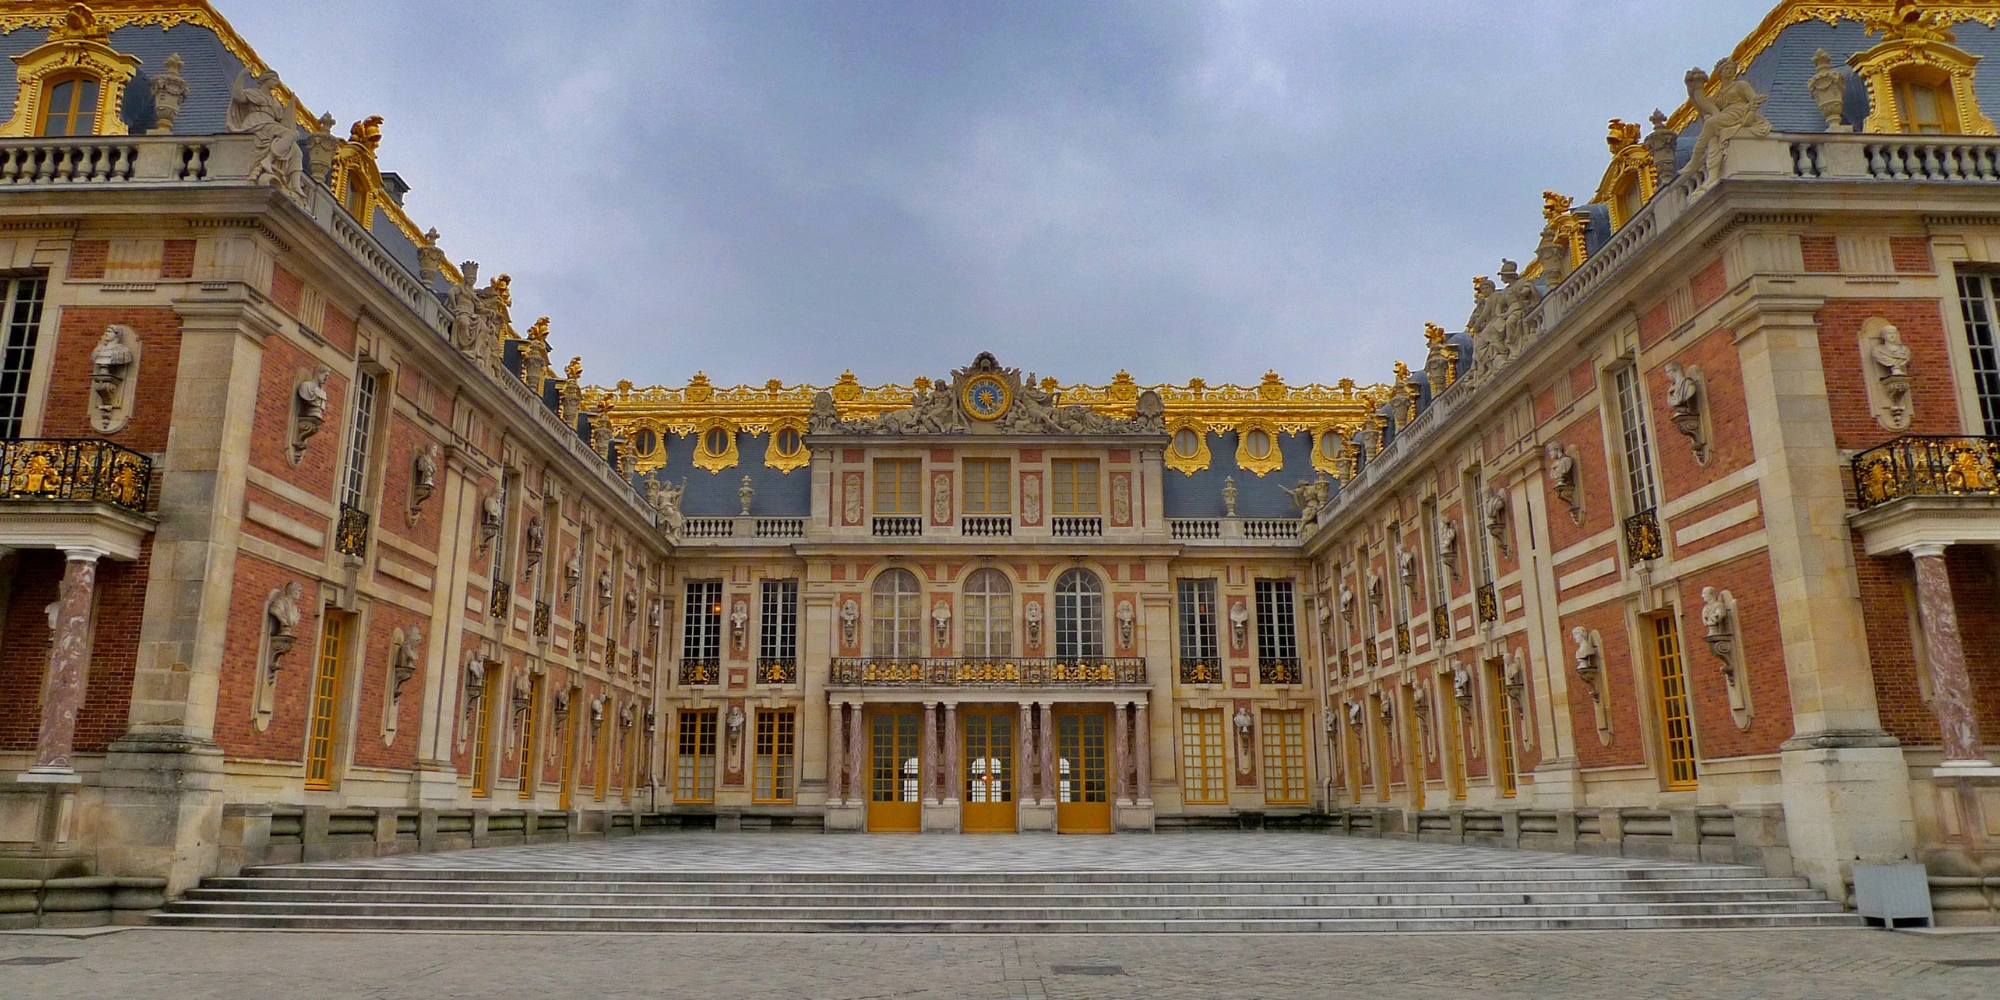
[22,548,104,782]
[1910,545,1990,771]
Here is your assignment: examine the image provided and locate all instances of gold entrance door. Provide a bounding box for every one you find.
[867,709,923,832]
[1055,708,1111,833]
[961,708,1016,833]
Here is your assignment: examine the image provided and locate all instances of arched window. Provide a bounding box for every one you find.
[870,569,922,657]
[1054,568,1103,660]
[962,568,1012,658]
[38,75,100,137]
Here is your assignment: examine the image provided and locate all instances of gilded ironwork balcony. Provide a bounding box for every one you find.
[1259,657,1303,686]
[829,656,1148,688]
[488,581,511,619]
[1852,434,2000,511]
[1475,583,1498,624]
[333,504,369,557]
[1394,622,1411,656]
[1624,508,1664,562]
[679,657,720,686]
[533,601,551,639]
[1180,657,1222,685]
[1431,604,1451,645]
[0,437,151,513]
[756,657,798,684]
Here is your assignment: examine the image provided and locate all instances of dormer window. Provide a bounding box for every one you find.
[1893,71,1957,133]
[38,75,100,137]
[343,168,369,219]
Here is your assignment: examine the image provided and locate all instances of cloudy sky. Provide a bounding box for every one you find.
[232,1,1755,389]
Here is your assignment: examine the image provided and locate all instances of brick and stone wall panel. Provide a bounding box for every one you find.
[213,553,323,762]
[1815,298,1962,450]
[1561,603,1650,770]
[38,306,183,452]
[1650,326,1754,502]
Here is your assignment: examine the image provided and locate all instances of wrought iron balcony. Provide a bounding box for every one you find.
[488,581,511,619]
[533,601,551,639]
[1623,508,1665,562]
[1394,622,1411,656]
[1431,604,1451,645]
[1180,657,1222,685]
[1475,583,1498,624]
[1853,434,2000,511]
[679,657,720,686]
[756,657,798,684]
[0,437,151,513]
[333,504,369,556]
[1259,657,1302,686]
[830,656,1147,688]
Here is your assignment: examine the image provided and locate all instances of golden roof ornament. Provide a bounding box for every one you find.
[1424,322,1446,348]
[50,3,108,43]
[1542,191,1574,222]
[348,115,384,155]
[526,316,549,345]
[1258,371,1285,400]
[1605,118,1641,151]
[565,356,582,383]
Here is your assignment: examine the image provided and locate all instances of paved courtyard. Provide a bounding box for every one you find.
[282,830,1708,873]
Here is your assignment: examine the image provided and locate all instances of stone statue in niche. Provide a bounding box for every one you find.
[1546,442,1583,525]
[458,657,487,749]
[389,624,422,705]
[589,693,607,728]
[1412,685,1435,762]
[1317,601,1332,643]
[1702,586,1753,727]
[623,590,639,628]
[89,325,137,433]
[1436,518,1460,577]
[1807,49,1851,132]
[1116,600,1136,649]
[1571,627,1611,739]
[1397,547,1417,593]
[562,553,580,608]
[1221,476,1238,518]
[408,444,439,523]
[522,515,545,577]
[596,570,613,612]
[1345,700,1363,731]
[730,598,749,649]
[1664,361,1710,464]
[148,53,189,135]
[1233,707,1255,772]
[725,705,746,750]
[1339,580,1355,626]
[1644,108,1679,183]
[227,68,306,200]
[1481,488,1509,557]
[1451,666,1472,707]
[477,492,504,554]
[263,582,302,677]
[289,366,331,465]
[647,599,663,645]
[1870,324,1914,430]
[1366,573,1383,613]
[1024,599,1043,649]
[1229,601,1250,650]
[1684,57,1771,182]
[931,600,952,648]
[840,599,860,649]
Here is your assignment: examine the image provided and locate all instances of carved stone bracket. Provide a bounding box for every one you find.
[1664,361,1710,465]
[1570,627,1611,743]
[288,365,332,466]
[1702,587,1754,730]
[381,623,423,744]
[1862,318,1914,432]
[253,581,303,731]
[88,325,140,434]
[408,444,439,524]
[1546,442,1584,525]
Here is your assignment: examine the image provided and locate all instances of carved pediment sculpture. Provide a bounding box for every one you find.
[809,353,1166,437]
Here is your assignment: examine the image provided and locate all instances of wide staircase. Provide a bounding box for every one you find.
[154,861,1857,932]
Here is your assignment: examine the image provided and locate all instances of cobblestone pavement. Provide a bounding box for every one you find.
[287,831,1705,872]
[2,926,1996,999]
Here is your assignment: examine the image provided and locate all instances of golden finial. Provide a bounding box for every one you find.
[490,273,512,308]
[1606,118,1640,152]
[1393,361,1411,387]
[348,115,384,154]
[1542,190,1574,222]
[565,356,582,382]
[1424,322,1445,346]
[526,316,549,344]
[51,4,108,42]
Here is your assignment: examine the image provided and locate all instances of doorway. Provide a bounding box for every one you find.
[1054,708,1110,833]
[961,707,1016,833]
[867,708,922,832]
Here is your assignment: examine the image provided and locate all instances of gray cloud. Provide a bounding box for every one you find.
[232,0,1756,387]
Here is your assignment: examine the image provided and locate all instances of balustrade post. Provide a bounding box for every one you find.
[22,547,105,782]
[1910,544,1992,771]
[921,701,939,805]
[942,702,959,805]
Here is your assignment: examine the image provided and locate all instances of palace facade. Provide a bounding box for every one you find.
[0,0,1998,926]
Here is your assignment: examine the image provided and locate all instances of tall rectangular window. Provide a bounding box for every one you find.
[1425,502,1452,610]
[1613,363,1660,514]
[873,459,921,514]
[1488,658,1517,798]
[675,709,717,802]
[340,370,378,511]
[962,458,1010,514]
[754,708,796,803]
[1651,613,1699,790]
[758,578,799,664]
[469,666,497,797]
[1253,578,1298,663]
[516,673,542,800]
[1956,273,2000,435]
[1176,578,1219,663]
[681,580,723,662]
[1261,709,1307,804]
[1180,708,1227,804]
[0,276,46,438]
[304,614,347,791]
[1050,459,1099,514]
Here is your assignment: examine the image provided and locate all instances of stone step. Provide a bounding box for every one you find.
[237,865,1772,884]
[147,911,1866,933]
[180,887,1834,907]
[159,898,1848,919]
[195,875,1818,896]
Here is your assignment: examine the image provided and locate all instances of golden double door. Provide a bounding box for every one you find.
[867,710,922,832]
[961,708,1016,833]
[1055,709,1111,833]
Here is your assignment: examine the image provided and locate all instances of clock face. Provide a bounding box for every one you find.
[963,374,1010,421]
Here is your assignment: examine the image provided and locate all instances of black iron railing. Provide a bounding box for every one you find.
[756,657,798,684]
[0,437,150,513]
[1259,657,1302,686]
[1852,434,2000,511]
[1180,657,1222,685]
[830,657,1147,687]
[333,504,369,556]
[1623,508,1664,562]
[679,657,720,686]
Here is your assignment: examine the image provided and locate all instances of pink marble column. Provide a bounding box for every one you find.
[828,701,846,803]
[1018,702,1037,802]
[1133,700,1152,804]
[921,702,939,804]
[1911,545,1987,767]
[1112,701,1130,804]
[27,549,102,780]
[849,702,869,804]
[942,702,960,804]
[1039,702,1057,804]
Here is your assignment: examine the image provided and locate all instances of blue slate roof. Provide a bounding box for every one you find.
[0,22,250,135]
[640,431,812,518]
[1162,429,1319,520]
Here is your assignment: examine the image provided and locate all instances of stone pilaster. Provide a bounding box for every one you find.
[1133,699,1152,805]
[1112,700,1130,805]
[1909,545,1993,773]
[21,549,103,782]
[941,702,959,806]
